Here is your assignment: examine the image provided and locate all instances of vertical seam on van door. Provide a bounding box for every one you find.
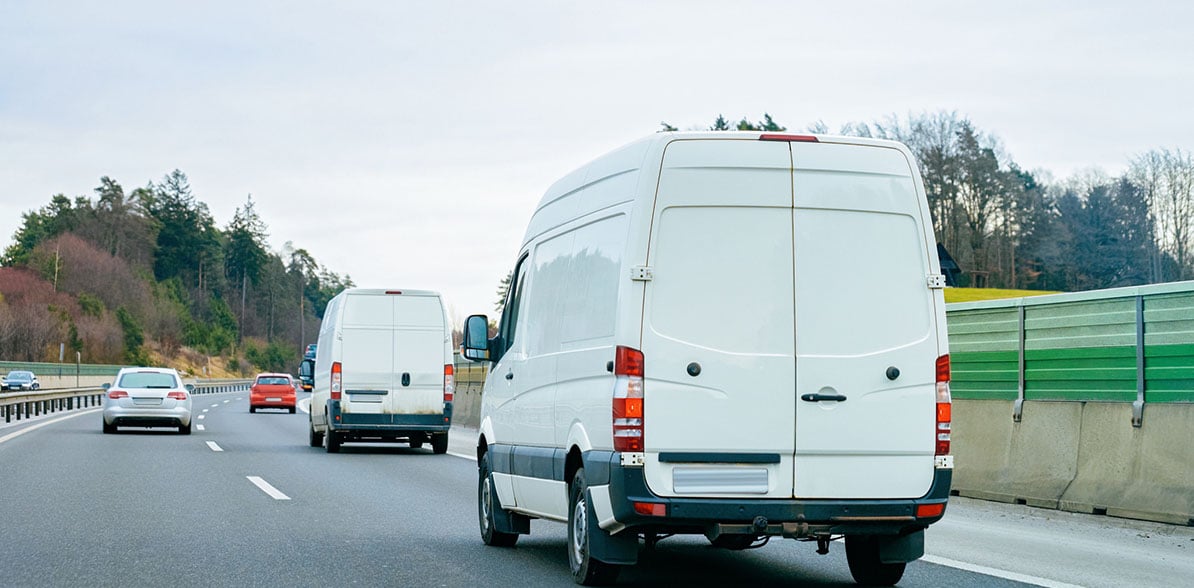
[786,141,799,474]
[638,139,674,349]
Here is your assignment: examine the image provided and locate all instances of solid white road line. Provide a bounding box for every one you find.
[0,408,102,445]
[247,476,290,500]
[197,424,206,431]
[205,441,223,452]
[297,398,311,414]
[920,555,1085,588]
[448,451,475,461]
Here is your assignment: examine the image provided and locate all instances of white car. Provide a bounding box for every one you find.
[102,367,194,434]
[1,370,40,391]
[462,131,952,586]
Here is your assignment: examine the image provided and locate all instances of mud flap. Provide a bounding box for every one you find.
[878,529,924,564]
[585,488,638,565]
[493,505,530,535]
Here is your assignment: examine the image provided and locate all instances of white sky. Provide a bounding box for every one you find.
[2,1,1192,323]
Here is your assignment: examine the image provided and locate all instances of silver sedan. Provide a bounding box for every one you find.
[102,367,194,434]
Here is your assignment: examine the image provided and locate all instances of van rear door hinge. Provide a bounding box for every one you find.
[926,274,947,289]
[631,266,654,281]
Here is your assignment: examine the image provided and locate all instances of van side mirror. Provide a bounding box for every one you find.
[462,314,491,361]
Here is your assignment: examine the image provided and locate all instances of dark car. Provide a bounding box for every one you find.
[2,370,40,391]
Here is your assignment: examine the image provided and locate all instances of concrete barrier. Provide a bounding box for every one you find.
[952,398,1194,525]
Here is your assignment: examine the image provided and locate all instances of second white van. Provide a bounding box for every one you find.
[462,131,953,585]
[310,288,455,454]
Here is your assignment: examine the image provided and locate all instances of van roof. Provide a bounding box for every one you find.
[528,131,918,244]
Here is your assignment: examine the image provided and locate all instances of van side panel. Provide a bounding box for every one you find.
[790,143,937,498]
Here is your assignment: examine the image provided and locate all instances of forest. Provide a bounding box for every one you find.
[0,170,351,372]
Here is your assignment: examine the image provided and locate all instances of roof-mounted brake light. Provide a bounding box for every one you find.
[759,134,819,143]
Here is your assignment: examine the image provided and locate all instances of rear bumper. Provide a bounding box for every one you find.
[586,451,951,536]
[326,400,451,433]
[251,396,296,407]
[103,405,191,427]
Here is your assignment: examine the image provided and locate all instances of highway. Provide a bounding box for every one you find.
[2,391,1191,587]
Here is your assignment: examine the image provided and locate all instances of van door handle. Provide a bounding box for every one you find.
[505,371,514,380]
[401,373,410,387]
[801,393,847,403]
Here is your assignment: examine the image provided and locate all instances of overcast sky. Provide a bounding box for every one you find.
[2,1,1191,322]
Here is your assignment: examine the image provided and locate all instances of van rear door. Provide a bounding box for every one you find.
[340,293,396,415]
[392,294,447,416]
[640,138,797,499]
[790,141,938,499]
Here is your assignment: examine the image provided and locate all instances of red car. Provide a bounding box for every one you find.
[249,373,297,414]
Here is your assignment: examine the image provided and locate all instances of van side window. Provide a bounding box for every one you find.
[498,255,530,353]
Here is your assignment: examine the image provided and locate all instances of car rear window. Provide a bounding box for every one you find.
[118,372,178,389]
[256,376,291,385]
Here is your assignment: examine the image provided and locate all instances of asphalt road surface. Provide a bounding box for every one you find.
[1,392,1191,587]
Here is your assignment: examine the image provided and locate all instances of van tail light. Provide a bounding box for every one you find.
[167,391,188,401]
[935,354,951,456]
[443,364,455,403]
[331,361,342,400]
[612,345,645,452]
[107,390,128,399]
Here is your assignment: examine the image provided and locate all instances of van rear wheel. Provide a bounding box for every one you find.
[845,535,906,586]
[308,419,324,447]
[431,432,448,454]
[479,452,518,547]
[325,430,342,453]
[568,468,621,586]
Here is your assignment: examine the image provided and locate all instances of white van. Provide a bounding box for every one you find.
[461,131,952,586]
[309,288,455,454]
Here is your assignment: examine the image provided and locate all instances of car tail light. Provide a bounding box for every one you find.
[612,345,644,452]
[936,354,951,456]
[107,390,128,399]
[167,391,188,401]
[331,361,342,400]
[443,364,455,403]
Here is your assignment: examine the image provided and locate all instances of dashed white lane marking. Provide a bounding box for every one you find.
[247,476,290,500]
[0,408,102,445]
[223,400,230,404]
[197,414,205,420]
[205,441,223,452]
[297,398,311,414]
[197,424,206,431]
[202,409,209,413]
[210,403,219,408]
[920,555,1084,588]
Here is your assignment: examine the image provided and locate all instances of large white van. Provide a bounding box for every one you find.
[310,288,455,454]
[461,131,952,585]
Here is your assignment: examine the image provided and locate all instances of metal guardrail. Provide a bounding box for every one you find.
[0,379,253,424]
[0,360,127,378]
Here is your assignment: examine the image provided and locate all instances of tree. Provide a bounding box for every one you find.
[494,270,512,313]
[143,170,223,290]
[658,121,678,132]
[710,114,731,131]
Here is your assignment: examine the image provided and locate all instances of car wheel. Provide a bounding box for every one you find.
[845,535,906,586]
[179,421,192,435]
[478,452,518,547]
[308,419,324,447]
[31,383,39,390]
[431,432,448,454]
[325,429,341,453]
[568,468,622,586]
[102,421,116,434]
[249,406,256,414]
[289,407,296,414]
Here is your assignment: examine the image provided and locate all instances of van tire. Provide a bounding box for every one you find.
[568,468,621,586]
[431,432,449,454]
[479,452,519,547]
[325,429,342,453]
[845,535,905,586]
[309,419,324,447]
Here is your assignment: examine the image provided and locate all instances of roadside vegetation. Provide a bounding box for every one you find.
[0,171,349,375]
